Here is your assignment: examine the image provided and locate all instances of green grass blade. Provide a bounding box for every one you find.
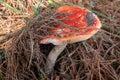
[0,0,21,14]
[24,17,30,22]
[39,73,45,80]
[47,0,58,6]
[17,0,26,10]
[32,6,40,18]
[91,10,114,22]
[89,0,94,7]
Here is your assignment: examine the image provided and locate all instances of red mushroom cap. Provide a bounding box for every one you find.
[39,5,101,45]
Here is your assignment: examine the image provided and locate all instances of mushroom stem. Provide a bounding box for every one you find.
[45,43,67,73]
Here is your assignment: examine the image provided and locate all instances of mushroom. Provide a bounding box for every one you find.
[39,5,102,73]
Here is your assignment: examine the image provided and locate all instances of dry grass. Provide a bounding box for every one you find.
[0,0,120,80]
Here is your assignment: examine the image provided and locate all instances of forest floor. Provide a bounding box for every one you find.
[0,0,120,80]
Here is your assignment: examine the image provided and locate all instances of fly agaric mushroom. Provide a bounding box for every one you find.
[39,5,101,73]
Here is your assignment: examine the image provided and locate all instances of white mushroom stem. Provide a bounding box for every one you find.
[45,43,67,73]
